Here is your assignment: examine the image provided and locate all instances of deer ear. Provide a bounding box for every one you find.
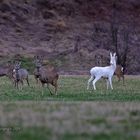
[110,52,112,58]
[18,61,21,66]
[113,52,116,56]
[115,56,117,61]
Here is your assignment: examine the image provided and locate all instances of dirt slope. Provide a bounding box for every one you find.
[0,0,140,74]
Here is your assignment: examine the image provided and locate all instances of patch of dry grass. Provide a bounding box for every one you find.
[0,102,140,140]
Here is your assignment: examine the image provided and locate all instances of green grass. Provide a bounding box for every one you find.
[0,127,51,140]
[0,75,140,139]
[62,132,137,140]
[1,129,136,140]
[0,75,140,101]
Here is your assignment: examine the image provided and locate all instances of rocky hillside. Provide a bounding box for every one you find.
[0,0,140,74]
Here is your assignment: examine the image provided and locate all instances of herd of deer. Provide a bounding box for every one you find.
[0,56,59,95]
[0,53,124,94]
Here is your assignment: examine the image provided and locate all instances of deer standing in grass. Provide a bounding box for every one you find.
[34,56,59,95]
[115,65,125,84]
[0,63,16,84]
[0,64,13,79]
[13,61,30,89]
[33,56,43,84]
[87,52,117,90]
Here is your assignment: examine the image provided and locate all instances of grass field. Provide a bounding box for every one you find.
[0,75,140,140]
[0,75,140,101]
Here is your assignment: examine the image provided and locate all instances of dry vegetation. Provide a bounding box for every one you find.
[0,101,140,140]
[0,0,140,74]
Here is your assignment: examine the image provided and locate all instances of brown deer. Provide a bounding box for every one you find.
[33,56,43,84]
[0,65,11,77]
[115,65,125,84]
[33,56,59,95]
[0,63,14,81]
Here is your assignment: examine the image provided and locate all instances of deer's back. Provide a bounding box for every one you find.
[18,69,29,79]
[0,67,8,76]
[39,66,58,82]
[115,65,123,75]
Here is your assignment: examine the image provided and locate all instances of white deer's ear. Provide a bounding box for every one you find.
[113,52,116,56]
[110,52,112,57]
[115,56,117,61]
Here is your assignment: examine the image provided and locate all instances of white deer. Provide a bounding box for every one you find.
[87,52,117,90]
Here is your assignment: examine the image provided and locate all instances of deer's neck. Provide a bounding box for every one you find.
[110,63,116,71]
[37,67,40,73]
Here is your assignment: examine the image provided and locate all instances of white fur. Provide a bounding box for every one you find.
[87,52,117,90]
[121,67,123,72]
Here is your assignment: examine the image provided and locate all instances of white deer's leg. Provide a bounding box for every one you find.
[92,76,101,90]
[109,77,113,89]
[87,76,94,90]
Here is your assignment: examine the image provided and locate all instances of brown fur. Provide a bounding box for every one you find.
[33,68,40,84]
[38,65,59,95]
[115,65,125,84]
[0,64,14,81]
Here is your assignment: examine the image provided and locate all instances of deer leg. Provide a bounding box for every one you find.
[87,76,94,90]
[55,83,58,95]
[41,82,44,88]
[20,80,23,86]
[26,77,30,86]
[20,80,24,90]
[14,81,17,88]
[16,82,18,89]
[117,75,121,82]
[122,75,125,85]
[116,75,120,82]
[55,85,58,95]
[52,80,58,95]
[47,84,53,95]
[41,82,45,96]
[92,76,101,90]
[109,77,113,89]
[17,81,19,89]
[15,80,19,89]
[35,76,38,84]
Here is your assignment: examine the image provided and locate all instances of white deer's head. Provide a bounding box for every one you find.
[110,52,117,66]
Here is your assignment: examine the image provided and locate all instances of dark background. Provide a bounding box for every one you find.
[0,0,140,74]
